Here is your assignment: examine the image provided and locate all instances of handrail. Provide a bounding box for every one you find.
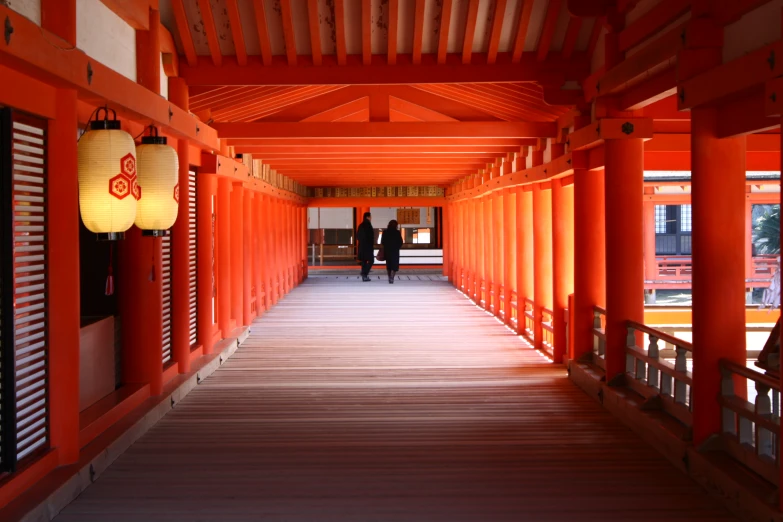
[721,359,780,391]
[626,320,693,352]
[591,306,606,369]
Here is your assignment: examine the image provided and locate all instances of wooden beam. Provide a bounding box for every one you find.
[389,97,458,122]
[537,0,563,62]
[213,122,557,139]
[171,0,197,66]
[362,0,372,65]
[197,0,222,66]
[618,0,689,52]
[227,137,531,146]
[100,0,150,30]
[413,0,426,65]
[180,55,585,86]
[388,0,398,65]
[463,0,480,65]
[620,68,677,110]
[512,0,536,63]
[335,0,347,65]
[487,0,508,64]
[279,0,298,66]
[717,88,780,138]
[225,0,247,66]
[305,0,322,66]
[562,16,582,60]
[251,0,273,66]
[309,197,445,207]
[587,17,603,58]
[437,0,454,65]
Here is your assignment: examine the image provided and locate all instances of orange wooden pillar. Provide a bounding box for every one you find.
[481,196,490,308]
[443,204,450,279]
[492,192,503,317]
[532,183,553,350]
[243,190,253,325]
[573,167,606,361]
[475,198,483,303]
[262,195,274,309]
[230,184,244,326]
[459,201,466,289]
[285,202,293,292]
[643,193,657,303]
[253,193,266,316]
[503,189,515,326]
[302,205,309,281]
[47,87,80,465]
[745,192,753,288]
[466,200,474,296]
[197,175,218,352]
[551,179,574,363]
[516,187,534,334]
[217,177,233,336]
[691,107,747,444]
[604,139,645,381]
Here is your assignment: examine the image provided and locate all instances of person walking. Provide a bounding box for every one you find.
[356,211,375,281]
[381,219,403,284]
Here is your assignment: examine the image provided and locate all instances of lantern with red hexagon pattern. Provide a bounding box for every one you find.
[134,126,179,236]
[77,108,137,240]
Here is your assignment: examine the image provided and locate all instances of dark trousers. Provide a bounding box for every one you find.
[361,259,373,277]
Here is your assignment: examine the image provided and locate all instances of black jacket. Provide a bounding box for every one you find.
[356,219,375,261]
[381,229,403,271]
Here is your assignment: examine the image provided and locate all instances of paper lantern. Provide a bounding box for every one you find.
[134,127,179,236]
[78,108,137,240]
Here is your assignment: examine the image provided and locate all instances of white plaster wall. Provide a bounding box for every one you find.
[4,0,41,25]
[319,208,354,229]
[77,0,137,82]
[723,0,783,63]
[307,207,319,229]
[371,207,433,228]
[159,55,168,100]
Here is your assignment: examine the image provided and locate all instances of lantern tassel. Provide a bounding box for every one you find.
[105,245,115,296]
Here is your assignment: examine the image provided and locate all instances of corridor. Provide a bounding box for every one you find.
[54,279,735,522]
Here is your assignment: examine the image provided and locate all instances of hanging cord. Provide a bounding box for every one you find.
[105,243,115,296]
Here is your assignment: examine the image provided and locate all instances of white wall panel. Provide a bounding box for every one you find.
[5,0,41,25]
[319,207,354,229]
[77,0,137,83]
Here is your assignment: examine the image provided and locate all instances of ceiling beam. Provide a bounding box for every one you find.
[252,0,273,65]
[362,0,372,65]
[487,0,508,64]
[196,0,222,66]
[225,0,247,66]
[512,0,536,63]
[279,0,298,66]
[537,0,563,61]
[180,55,587,86]
[307,0,322,66]
[214,122,557,139]
[171,0,197,66]
[227,138,533,146]
[562,16,582,59]
[462,0,480,64]
[413,0,426,65]
[437,0,453,65]
[388,0,399,65]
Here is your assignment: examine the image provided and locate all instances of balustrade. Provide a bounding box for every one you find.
[510,291,518,330]
[592,306,606,369]
[541,308,554,358]
[523,299,535,340]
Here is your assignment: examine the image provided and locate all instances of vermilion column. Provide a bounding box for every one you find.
[41,0,76,45]
[197,175,217,353]
[253,193,266,316]
[573,167,606,361]
[604,139,645,381]
[285,202,293,292]
[466,200,473,294]
[533,184,553,350]
[503,189,515,326]
[262,195,274,309]
[481,197,490,307]
[231,183,244,326]
[217,177,233,337]
[302,205,309,281]
[474,199,482,302]
[745,194,753,284]
[551,180,574,363]
[492,192,503,317]
[243,190,253,325]
[643,195,657,303]
[171,139,191,372]
[516,187,534,334]
[443,204,450,279]
[47,87,80,464]
[691,107,747,444]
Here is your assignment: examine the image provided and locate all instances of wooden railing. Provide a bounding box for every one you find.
[523,298,535,340]
[592,307,606,369]
[541,307,554,358]
[720,360,780,485]
[510,291,518,329]
[648,255,777,288]
[625,321,693,427]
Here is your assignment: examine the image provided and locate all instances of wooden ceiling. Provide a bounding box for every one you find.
[160,0,600,187]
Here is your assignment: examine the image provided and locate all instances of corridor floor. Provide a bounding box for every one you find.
[54,278,736,521]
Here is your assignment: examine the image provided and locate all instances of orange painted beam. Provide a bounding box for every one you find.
[387,0,398,65]
[462,0,480,65]
[621,68,677,110]
[412,0,426,65]
[569,118,653,152]
[225,0,247,66]
[561,16,582,60]
[618,0,690,52]
[306,0,322,65]
[42,0,76,45]
[487,0,508,64]
[171,0,197,66]
[362,0,372,65]
[537,0,563,62]
[389,97,457,122]
[279,0,298,66]
[197,0,222,66]
[100,0,151,30]
[437,0,454,65]
[179,54,585,85]
[512,0,535,63]
[717,88,779,138]
[215,121,557,139]
[252,0,273,65]
[587,17,603,58]
[302,97,369,122]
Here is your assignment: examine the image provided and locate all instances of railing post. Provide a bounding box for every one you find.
[647,335,660,389]
[627,326,638,376]
[720,365,736,435]
[755,384,774,458]
[674,347,688,406]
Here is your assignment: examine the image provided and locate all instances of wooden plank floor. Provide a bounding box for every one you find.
[54,279,737,521]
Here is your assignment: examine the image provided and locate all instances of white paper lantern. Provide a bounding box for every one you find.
[78,110,137,240]
[134,129,179,236]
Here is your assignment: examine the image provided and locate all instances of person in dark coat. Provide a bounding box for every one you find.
[381,219,403,284]
[356,211,375,281]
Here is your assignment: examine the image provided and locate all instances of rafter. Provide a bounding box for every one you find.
[388,0,399,65]
[252,0,273,66]
[436,0,453,65]
[413,0,426,65]
[587,17,603,58]
[512,0,535,63]
[334,0,347,65]
[537,0,563,61]
[362,0,372,65]
[389,97,458,122]
[302,98,369,122]
[487,0,508,64]
[197,0,222,66]
[225,0,247,66]
[462,0,480,65]
[171,0,197,66]
[562,16,582,60]
[227,137,531,147]
[306,0,322,65]
[279,0,298,66]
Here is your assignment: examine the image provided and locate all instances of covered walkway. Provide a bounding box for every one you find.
[54,280,734,521]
